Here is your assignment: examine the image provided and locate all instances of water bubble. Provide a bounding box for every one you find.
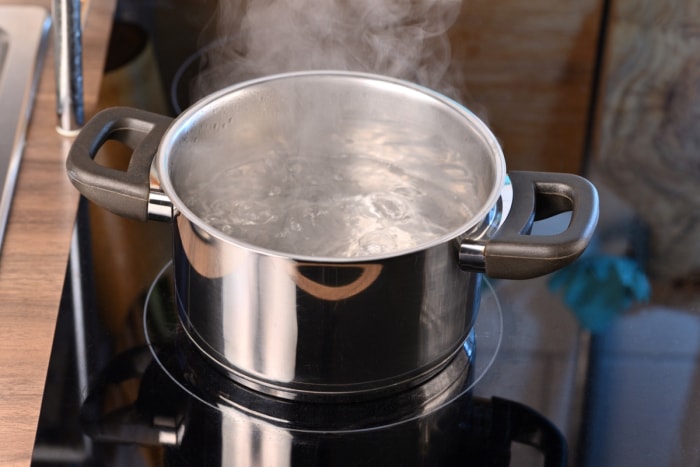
[392,185,424,198]
[357,230,397,255]
[368,194,409,220]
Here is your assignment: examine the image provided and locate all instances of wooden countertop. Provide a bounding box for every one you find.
[0,0,115,464]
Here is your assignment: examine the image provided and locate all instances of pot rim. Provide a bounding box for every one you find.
[157,70,507,263]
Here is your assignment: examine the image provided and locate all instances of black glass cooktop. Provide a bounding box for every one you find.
[33,190,700,466]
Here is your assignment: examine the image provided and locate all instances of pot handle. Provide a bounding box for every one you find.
[66,107,174,221]
[460,171,599,279]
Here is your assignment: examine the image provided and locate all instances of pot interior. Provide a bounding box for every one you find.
[159,71,505,260]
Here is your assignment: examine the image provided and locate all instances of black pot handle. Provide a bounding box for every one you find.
[460,171,599,279]
[66,107,174,221]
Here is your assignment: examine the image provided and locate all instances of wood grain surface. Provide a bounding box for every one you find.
[0,1,115,465]
[448,0,604,173]
[593,0,700,280]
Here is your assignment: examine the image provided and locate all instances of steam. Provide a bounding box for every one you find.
[192,0,464,102]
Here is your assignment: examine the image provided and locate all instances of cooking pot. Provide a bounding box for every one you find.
[66,71,598,400]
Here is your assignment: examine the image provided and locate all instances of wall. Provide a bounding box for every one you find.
[449,0,605,173]
[592,0,700,281]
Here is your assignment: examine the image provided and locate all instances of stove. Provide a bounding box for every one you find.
[30,200,571,466]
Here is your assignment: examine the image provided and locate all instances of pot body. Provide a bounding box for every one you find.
[173,211,490,399]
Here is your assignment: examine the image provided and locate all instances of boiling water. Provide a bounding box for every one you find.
[178,148,476,258]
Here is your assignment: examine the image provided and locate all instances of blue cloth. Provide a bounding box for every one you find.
[548,254,650,333]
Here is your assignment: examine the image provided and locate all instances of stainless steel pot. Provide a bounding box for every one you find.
[66,71,598,400]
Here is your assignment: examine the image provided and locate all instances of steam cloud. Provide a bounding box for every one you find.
[192,0,464,102]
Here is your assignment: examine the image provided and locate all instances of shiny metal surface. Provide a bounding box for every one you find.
[0,6,50,251]
[458,242,486,271]
[52,0,83,134]
[174,210,497,400]
[148,189,175,222]
[456,198,501,272]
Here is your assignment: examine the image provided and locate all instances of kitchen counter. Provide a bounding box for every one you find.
[0,0,115,464]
